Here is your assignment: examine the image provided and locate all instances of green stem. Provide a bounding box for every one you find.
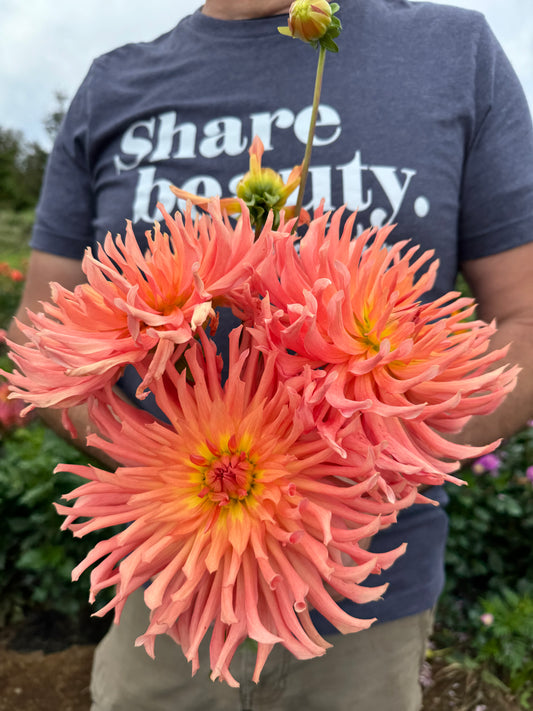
[293,45,327,230]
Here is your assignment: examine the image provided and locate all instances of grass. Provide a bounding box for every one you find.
[0,208,33,269]
[0,209,33,328]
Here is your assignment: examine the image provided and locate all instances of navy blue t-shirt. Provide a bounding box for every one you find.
[31,1,533,628]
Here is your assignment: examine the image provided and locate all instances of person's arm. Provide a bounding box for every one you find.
[6,249,116,467]
[455,240,533,448]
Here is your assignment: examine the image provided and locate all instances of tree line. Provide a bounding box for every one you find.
[0,93,67,211]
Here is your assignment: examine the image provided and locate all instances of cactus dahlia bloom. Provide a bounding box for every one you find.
[55,329,412,686]
[5,200,271,417]
[171,136,307,234]
[252,207,518,471]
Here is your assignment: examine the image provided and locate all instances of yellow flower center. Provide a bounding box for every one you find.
[190,434,259,507]
[144,281,193,315]
[352,311,397,354]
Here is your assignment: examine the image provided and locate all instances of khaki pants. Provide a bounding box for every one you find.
[91,589,433,711]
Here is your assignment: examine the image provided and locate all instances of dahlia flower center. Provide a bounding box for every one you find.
[353,312,397,353]
[146,286,192,316]
[191,435,258,507]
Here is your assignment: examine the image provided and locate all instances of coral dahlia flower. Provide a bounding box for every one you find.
[55,329,411,686]
[6,200,270,416]
[252,207,518,474]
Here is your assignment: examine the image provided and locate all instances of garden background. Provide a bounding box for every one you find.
[0,112,532,710]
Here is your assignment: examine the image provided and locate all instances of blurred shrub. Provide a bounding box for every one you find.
[0,419,109,625]
[435,424,533,707]
[473,586,533,708]
[0,258,26,329]
[444,426,533,599]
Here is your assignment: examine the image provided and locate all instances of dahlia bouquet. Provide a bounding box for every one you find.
[4,0,517,688]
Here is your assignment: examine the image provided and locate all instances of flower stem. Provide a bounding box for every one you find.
[293,45,327,229]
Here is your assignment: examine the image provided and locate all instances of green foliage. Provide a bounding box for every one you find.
[0,94,66,212]
[474,586,533,705]
[0,421,109,624]
[0,267,25,331]
[0,208,33,259]
[443,426,533,601]
[0,128,47,211]
[0,209,33,328]
[435,425,533,707]
[43,91,68,144]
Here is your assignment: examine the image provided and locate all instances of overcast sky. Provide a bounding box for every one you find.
[1,0,531,149]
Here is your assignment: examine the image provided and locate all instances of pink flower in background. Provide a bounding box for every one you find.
[0,333,28,430]
[253,207,517,477]
[526,466,533,483]
[472,453,501,476]
[55,329,409,686]
[0,380,27,430]
[0,261,25,282]
[5,201,271,420]
[480,612,494,626]
[9,269,24,282]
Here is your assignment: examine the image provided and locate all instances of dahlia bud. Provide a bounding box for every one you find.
[278,1,341,51]
[286,0,332,42]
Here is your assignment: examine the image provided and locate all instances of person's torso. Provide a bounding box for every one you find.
[81,0,485,301]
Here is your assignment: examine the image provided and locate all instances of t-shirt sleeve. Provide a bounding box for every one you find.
[30,66,96,260]
[458,17,533,262]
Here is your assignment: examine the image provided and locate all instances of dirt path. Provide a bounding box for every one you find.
[0,645,93,711]
[0,634,521,711]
